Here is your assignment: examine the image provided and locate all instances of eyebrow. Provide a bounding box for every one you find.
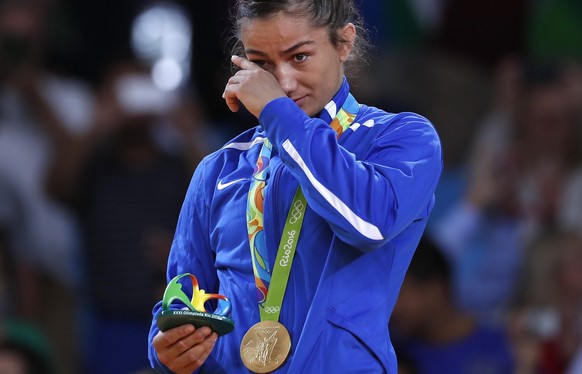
[245,40,315,57]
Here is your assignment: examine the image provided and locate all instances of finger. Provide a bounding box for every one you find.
[191,326,214,343]
[226,72,245,84]
[154,328,199,368]
[181,333,218,372]
[158,326,211,370]
[195,332,218,364]
[222,85,240,113]
[153,324,196,348]
[169,326,212,352]
[231,55,258,71]
[223,94,240,112]
[171,330,217,370]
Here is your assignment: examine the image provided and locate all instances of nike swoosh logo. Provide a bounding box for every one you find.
[217,178,247,190]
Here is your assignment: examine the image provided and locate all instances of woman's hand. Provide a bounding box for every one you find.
[153,325,218,373]
[222,55,286,118]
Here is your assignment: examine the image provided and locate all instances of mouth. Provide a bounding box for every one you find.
[292,96,306,106]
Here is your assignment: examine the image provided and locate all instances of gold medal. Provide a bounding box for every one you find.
[240,320,291,373]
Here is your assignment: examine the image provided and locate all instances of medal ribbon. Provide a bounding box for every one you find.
[247,80,359,322]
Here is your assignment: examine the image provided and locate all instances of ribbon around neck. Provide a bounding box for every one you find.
[246,86,359,322]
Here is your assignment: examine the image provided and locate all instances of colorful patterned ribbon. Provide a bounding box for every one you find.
[246,79,359,310]
[246,137,273,304]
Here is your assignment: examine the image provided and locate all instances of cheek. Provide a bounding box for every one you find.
[312,68,342,98]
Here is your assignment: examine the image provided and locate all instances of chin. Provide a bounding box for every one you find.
[302,105,319,117]
[298,106,313,116]
[294,98,316,117]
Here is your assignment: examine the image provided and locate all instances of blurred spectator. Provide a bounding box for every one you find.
[0,1,94,372]
[0,0,93,285]
[512,63,582,235]
[391,236,515,373]
[511,231,582,374]
[465,55,523,179]
[431,60,582,325]
[45,58,206,374]
[559,166,582,234]
[0,227,57,374]
[557,62,582,233]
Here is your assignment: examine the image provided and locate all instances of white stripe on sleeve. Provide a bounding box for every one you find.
[282,139,384,241]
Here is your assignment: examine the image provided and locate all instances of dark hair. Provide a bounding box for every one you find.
[228,0,371,77]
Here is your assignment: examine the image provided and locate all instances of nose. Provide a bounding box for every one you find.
[274,64,297,96]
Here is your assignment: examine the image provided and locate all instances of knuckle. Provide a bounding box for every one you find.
[153,332,165,346]
[186,350,199,363]
[205,337,216,347]
[176,339,190,352]
[157,352,166,362]
[157,352,171,366]
[195,357,206,367]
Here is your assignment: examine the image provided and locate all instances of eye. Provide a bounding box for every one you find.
[251,60,274,72]
[251,60,267,68]
[294,53,308,63]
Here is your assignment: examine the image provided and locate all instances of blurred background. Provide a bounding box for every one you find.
[0,0,580,373]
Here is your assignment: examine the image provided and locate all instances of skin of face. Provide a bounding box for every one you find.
[224,11,355,118]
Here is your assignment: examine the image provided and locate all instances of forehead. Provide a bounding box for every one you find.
[240,12,328,51]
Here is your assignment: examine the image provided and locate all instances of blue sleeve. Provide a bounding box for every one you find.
[259,97,442,251]
[148,158,217,372]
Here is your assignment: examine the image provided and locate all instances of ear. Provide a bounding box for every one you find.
[338,23,356,63]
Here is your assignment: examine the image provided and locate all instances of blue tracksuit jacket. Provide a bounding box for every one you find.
[148,84,442,373]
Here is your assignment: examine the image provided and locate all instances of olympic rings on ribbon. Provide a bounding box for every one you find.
[263,306,280,314]
[289,199,304,224]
